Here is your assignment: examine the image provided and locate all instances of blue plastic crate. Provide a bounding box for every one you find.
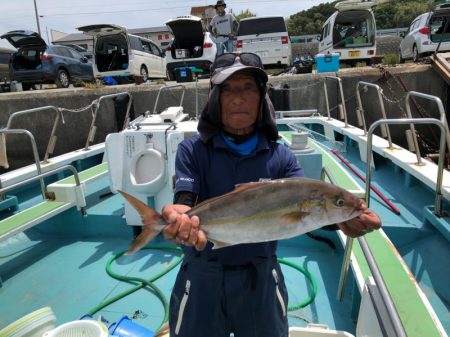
[315,53,340,73]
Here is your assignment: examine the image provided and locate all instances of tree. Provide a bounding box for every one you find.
[235,9,256,21]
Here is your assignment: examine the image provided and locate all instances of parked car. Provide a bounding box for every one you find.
[77,24,166,82]
[165,15,217,81]
[0,30,94,89]
[60,44,94,59]
[235,16,292,68]
[399,2,450,63]
[0,47,14,82]
[318,0,388,65]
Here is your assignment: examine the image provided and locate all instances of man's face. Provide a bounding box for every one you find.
[216,5,225,13]
[220,71,261,135]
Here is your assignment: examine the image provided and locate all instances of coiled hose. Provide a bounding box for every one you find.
[87,245,317,332]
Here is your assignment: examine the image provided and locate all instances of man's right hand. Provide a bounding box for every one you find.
[161,204,208,251]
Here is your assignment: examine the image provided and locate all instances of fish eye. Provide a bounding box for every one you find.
[335,198,345,207]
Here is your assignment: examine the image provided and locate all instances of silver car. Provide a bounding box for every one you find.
[399,3,450,63]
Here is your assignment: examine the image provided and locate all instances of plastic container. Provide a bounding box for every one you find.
[109,316,155,337]
[43,320,109,337]
[289,324,355,336]
[174,67,193,83]
[0,307,56,337]
[315,53,340,73]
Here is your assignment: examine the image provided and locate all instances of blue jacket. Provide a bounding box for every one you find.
[174,132,304,264]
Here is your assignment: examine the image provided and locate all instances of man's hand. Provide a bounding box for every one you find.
[338,202,381,238]
[161,204,208,251]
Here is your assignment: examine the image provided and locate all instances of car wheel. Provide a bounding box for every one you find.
[56,69,70,88]
[166,69,174,81]
[412,45,420,63]
[140,66,148,82]
[398,50,405,64]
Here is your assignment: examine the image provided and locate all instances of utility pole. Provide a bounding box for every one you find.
[34,0,42,36]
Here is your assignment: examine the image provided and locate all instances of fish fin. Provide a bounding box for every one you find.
[154,322,170,337]
[211,239,231,250]
[192,182,268,210]
[118,190,164,254]
[282,211,309,223]
[126,226,160,255]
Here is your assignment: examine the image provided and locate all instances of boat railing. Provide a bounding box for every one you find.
[5,106,63,163]
[366,118,446,215]
[321,160,407,337]
[0,128,45,198]
[339,117,446,337]
[355,81,393,147]
[0,164,86,216]
[82,92,133,150]
[151,84,186,115]
[404,91,450,166]
[323,76,348,127]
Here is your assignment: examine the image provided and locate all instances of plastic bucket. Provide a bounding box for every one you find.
[109,316,154,337]
[43,320,109,337]
[0,307,56,337]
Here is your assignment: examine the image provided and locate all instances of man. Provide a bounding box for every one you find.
[209,0,238,56]
[159,52,381,337]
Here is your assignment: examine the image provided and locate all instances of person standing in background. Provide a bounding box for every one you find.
[209,0,238,56]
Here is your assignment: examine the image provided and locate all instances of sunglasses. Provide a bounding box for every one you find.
[211,53,264,73]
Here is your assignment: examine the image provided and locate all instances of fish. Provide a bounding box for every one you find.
[119,177,363,254]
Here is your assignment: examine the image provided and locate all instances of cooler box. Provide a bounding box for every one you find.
[175,67,193,83]
[315,53,339,73]
[175,49,190,59]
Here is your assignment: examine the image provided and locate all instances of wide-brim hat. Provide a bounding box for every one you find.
[215,0,226,9]
[211,58,268,86]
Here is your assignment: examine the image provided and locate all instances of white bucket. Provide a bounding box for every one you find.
[43,320,109,337]
[0,307,56,337]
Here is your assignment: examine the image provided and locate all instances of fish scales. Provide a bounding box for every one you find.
[119,177,363,254]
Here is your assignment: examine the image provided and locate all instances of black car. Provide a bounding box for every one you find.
[0,30,94,89]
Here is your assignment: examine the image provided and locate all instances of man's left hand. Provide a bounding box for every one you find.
[338,203,381,238]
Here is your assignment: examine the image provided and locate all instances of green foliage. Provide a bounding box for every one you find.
[287,0,434,36]
[382,53,400,65]
[235,9,256,21]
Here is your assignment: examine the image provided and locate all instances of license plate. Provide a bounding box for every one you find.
[349,51,360,57]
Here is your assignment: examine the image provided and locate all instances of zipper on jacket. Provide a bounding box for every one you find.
[272,269,287,317]
[175,279,191,335]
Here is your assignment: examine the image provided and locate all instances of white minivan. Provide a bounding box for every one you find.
[235,16,291,67]
[77,24,166,82]
[318,0,388,65]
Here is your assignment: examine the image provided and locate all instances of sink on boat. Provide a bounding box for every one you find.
[0,81,448,337]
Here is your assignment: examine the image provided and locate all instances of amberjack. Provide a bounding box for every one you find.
[119,177,363,254]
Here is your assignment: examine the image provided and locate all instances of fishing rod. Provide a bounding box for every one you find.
[331,149,401,215]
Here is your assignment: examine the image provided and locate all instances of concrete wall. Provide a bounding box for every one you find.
[0,64,446,171]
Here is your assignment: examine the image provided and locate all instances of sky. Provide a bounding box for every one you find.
[0,0,333,49]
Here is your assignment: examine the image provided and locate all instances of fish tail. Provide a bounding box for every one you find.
[125,225,161,255]
[118,190,165,254]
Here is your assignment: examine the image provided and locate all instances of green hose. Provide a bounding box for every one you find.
[278,257,317,310]
[87,245,317,332]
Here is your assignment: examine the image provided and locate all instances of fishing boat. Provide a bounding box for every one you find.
[0,80,448,337]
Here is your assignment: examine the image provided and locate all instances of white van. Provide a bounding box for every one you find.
[235,16,291,67]
[77,24,166,82]
[318,0,388,65]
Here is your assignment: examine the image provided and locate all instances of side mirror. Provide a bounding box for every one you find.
[80,57,88,63]
[399,32,405,38]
